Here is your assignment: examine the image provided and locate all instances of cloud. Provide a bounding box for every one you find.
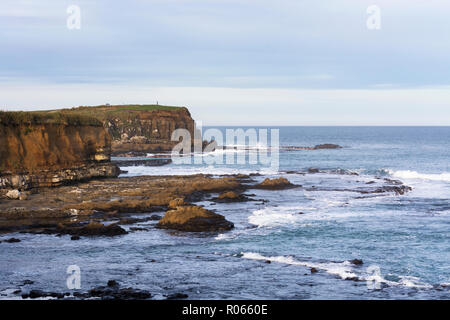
[1,83,449,125]
[0,1,449,124]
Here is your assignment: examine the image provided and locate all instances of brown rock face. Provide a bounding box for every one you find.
[98,106,195,155]
[156,205,234,232]
[0,114,119,190]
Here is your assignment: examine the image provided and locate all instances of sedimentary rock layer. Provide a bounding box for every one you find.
[0,112,119,189]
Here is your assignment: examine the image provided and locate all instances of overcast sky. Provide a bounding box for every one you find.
[1,0,449,125]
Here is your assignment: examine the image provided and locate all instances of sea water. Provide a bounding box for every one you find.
[1,127,449,299]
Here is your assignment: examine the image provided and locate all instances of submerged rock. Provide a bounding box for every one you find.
[20,281,151,300]
[0,237,21,243]
[313,144,342,150]
[350,259,364,266]
[166,292,188,300]
[57,221,128,237]
[87,285,152,300]
[373,185,412,195]
[156,205,234,232]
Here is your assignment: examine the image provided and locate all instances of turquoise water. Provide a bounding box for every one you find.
[1,127,449,299]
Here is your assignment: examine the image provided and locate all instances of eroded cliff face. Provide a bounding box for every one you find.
[0,121,119,190]
[103,107,196,155]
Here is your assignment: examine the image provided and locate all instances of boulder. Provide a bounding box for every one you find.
[254,177,294,190]
[350,259,363,265]
[156,205,234,232]
[6,190,21,200]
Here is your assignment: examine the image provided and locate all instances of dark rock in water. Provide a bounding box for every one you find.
[366,181,376,184]
[13,289,22,294]
[129,227,148,232]
[383,178,403,185]
[313,144,342,150]
[310,267,318,273]
[28,290,46,299]
[113,158,172,167]
[88,285,152,300]
[350,259,364,266]
[150,214,162,221]
[295,212,305,215]
[22,280,34,285]
[107,280,119,287]
[344,276,360,281]
[20,281,151,300]
[22,289,65,299]
[213,191,253,203]
[156,205,234,232]
[70,235,80,241]
[265,260,271,264]
[373,185,412,195]
[2,238,21,243]
[331,169,359,176]
[307,168,320,174]
[166,293,189,300]
[58,222,128,237]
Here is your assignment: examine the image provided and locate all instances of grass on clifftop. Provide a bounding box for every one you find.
[0,104,187,126]
[63,104,187,121]
[0,110,103,126]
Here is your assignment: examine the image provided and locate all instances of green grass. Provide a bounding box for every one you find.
[63,104,186,121]
[0,104,185,126]
[0,110,103,126]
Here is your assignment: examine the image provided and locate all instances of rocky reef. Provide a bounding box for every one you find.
[0,111,120,190]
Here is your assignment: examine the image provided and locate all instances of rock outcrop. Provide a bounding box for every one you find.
[0,111,120,190]
[156,205,234,232]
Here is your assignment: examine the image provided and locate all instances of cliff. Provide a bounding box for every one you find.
[0,111,120,190]
[64,105,196,156]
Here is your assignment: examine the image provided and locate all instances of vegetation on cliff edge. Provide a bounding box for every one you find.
[0,104,187,126]
[64,104,188,121]
[0,111,103,126]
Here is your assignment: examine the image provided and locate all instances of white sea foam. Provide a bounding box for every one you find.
[389,170,450,182]
[119,165,277,177]
[247,202,394,227]
[241,252,433,289]
[241,252,357,280]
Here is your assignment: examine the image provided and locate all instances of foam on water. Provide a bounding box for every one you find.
[119,165,277,177]
[389,170,450,182]
[241,252,433,289]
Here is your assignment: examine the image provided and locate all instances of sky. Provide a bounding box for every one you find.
[0,0,449,125]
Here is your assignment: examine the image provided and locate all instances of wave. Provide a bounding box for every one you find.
[388,170,450,182]
[119,165,277,177]
[240,252,433,289]
[247,203,392,227]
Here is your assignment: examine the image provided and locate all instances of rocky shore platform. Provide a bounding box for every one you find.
[0,174,265,236]
[0,172,413,237]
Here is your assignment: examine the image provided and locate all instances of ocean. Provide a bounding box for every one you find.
[1,126,449,299]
